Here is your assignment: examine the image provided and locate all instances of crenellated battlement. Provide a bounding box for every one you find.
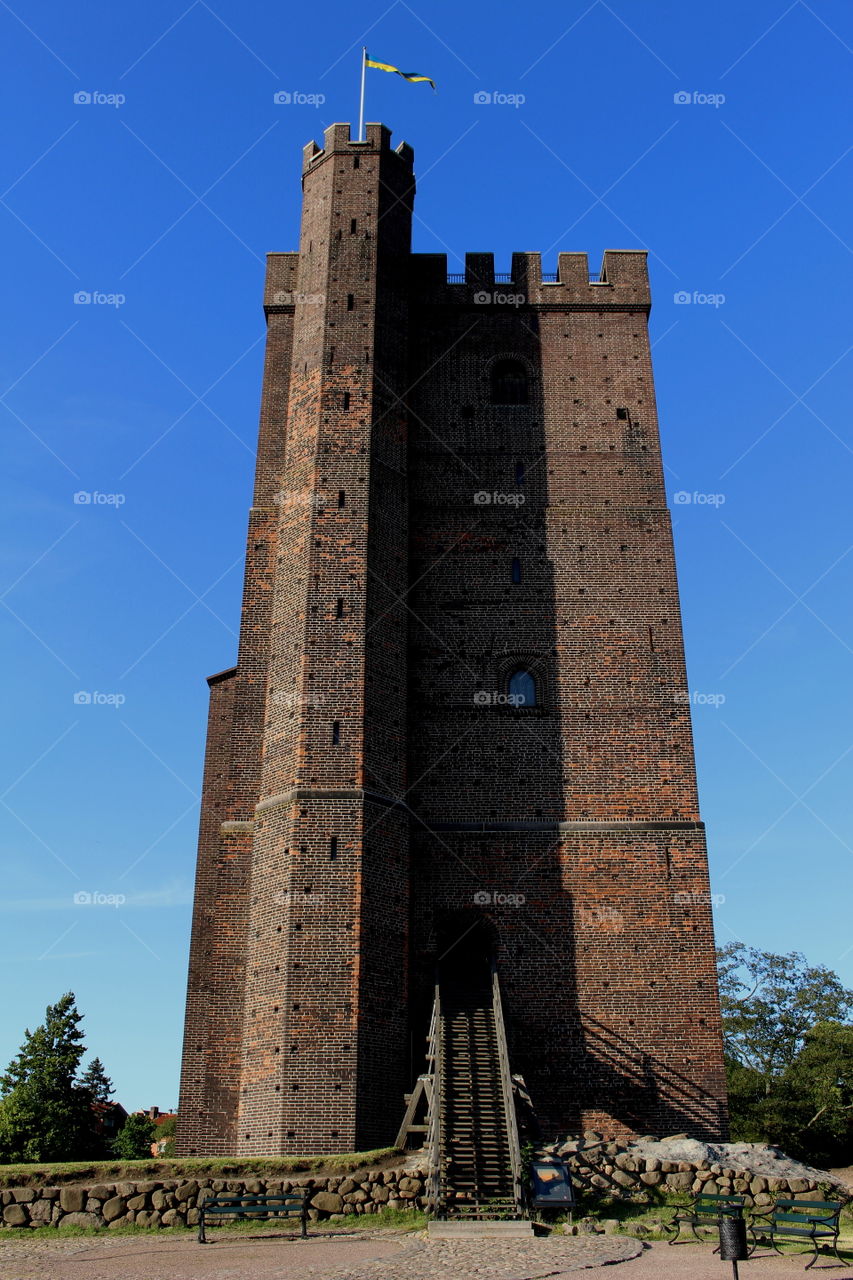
[410,248,650,307]
[302,121,413,174]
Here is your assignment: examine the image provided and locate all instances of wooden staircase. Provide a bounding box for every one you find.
[439,972,519,1218]
[399,962,527,1224]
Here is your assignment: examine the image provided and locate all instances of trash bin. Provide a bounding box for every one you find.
[719,1215,748,1260]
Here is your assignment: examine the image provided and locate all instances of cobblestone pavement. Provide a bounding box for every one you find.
[0,1228,638,1280]
[0,1231,851,1280]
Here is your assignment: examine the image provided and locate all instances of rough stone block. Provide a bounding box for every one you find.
[311,1192,343,1213]
[102,1196,127,1223]
[59,1188,87,1213]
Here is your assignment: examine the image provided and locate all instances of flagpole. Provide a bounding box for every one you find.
[358,47,367,141]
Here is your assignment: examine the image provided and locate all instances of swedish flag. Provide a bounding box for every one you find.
[365,53,436,91]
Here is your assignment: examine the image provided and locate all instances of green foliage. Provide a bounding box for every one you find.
[718,945,853,1165]
[0,993,100,1163]
[718,943,853,1084]
[78,1057,115,1105]
[112,1113,157,1160]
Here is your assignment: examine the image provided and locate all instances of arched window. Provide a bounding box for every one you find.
[508,668,537,707]
[490,359,528,405]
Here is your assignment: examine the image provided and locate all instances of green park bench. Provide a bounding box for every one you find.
[666,1192,750,1248]
[197,1190,309,1243]
[749,1198,844,1269]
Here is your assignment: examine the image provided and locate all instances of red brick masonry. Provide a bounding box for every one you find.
[176,123,728,1156]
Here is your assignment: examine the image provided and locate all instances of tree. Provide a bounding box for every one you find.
[79,1057,115,1105]
[717,945,853,1163]
[0,993,96,1162]
[112,1113,156,1160]
[778,1022,853,1165]
[717,943,853,1091]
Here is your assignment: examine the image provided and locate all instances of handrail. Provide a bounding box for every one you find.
[426,984,443,1216]
[491,964,525,1215]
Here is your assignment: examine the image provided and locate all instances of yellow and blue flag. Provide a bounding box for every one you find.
[365,53,436,91]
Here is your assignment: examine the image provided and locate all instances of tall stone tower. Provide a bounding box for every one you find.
[176,123,728,1157]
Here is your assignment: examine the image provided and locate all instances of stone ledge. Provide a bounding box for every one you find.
[255,788,404,814]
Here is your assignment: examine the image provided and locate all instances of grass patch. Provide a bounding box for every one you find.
[0,1148,401,1189]
[11,1205,428,1242]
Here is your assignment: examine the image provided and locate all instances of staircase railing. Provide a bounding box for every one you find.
[425,984,444,1216]
[491,964,525,1216]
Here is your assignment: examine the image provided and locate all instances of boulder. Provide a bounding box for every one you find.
[3,1204,28,1226]
[611,1170,635,1187]
[88,1184,114,1200]
[372,1185,391,1202]
[11,1188,35,1204]
[311,1192,343,1213]
[102,1196,127,1223]
[59,1211,100,1229]
[639,1172,662,1186]
[161,1209,184,1227]
[127,1194,148,1211]
[59,1187,87,1213]
[134,1210,160,1227]
[175,1181,198,1203]
[28,1199,53,1224]
[339,1178,358,1195]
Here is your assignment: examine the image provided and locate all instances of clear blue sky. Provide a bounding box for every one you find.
[1,0,851,1114]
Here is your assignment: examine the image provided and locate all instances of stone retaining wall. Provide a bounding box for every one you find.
[541,1134,847,1205]
[0,1168,430,1230]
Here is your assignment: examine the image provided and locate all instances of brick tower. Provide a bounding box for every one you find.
[176,123,728,1157]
